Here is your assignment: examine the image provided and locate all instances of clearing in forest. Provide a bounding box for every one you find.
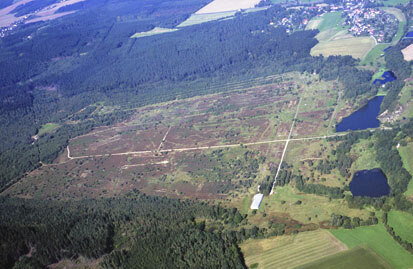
[240,229,347,269]
[131,27,178,38]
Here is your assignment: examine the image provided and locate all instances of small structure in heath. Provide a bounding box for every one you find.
[250,193,264,210]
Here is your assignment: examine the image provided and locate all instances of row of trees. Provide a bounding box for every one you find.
[331,213,378,229]
[382,212,413,254]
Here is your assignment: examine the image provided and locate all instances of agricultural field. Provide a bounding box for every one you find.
[402,44,413,61]
[177,12,236,27]
[316,12,344,32]
[309,12,375,60]
[331,224,413,269]
[0,0,86,27]
[195,0,261,14]
[271,0,321,4]
[311,36,376,60]
[388,210,413,243]
[298,246,393,269]
[240,229,347,269]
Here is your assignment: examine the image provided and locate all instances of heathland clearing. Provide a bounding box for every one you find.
[2,72,350,202]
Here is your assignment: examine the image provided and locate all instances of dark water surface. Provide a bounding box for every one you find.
[350,168,390,197]
[336,96,384,132]
[373,71,396,85]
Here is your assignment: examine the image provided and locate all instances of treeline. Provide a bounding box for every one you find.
[0,191,251,268]
[380,40,412,113]
[374,129,411,195]
[295,175,344,199]
[382,212,413,255]
[331,213,378,229]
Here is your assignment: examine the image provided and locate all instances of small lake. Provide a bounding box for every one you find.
[336,96,384,132]
[373,71,396,85]
[350,168,390,197]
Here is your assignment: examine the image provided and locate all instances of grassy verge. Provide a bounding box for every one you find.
[330,224,413,269]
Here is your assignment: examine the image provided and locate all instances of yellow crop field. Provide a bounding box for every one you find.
[311,36,376,60]
[241,229,347,269]
[195,0,260,14]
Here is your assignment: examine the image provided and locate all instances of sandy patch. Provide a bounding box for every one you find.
[196,0,261,14]
[402,44,413,61]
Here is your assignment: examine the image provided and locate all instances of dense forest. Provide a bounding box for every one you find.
[0,191,250,268]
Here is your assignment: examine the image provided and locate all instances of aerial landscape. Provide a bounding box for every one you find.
[0,0,412,268]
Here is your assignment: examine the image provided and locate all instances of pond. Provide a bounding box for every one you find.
[373,71,396,86]
[336,96,384,132]
[350,168,390,197]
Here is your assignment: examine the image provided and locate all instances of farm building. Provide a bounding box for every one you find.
[250,193,264,210]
